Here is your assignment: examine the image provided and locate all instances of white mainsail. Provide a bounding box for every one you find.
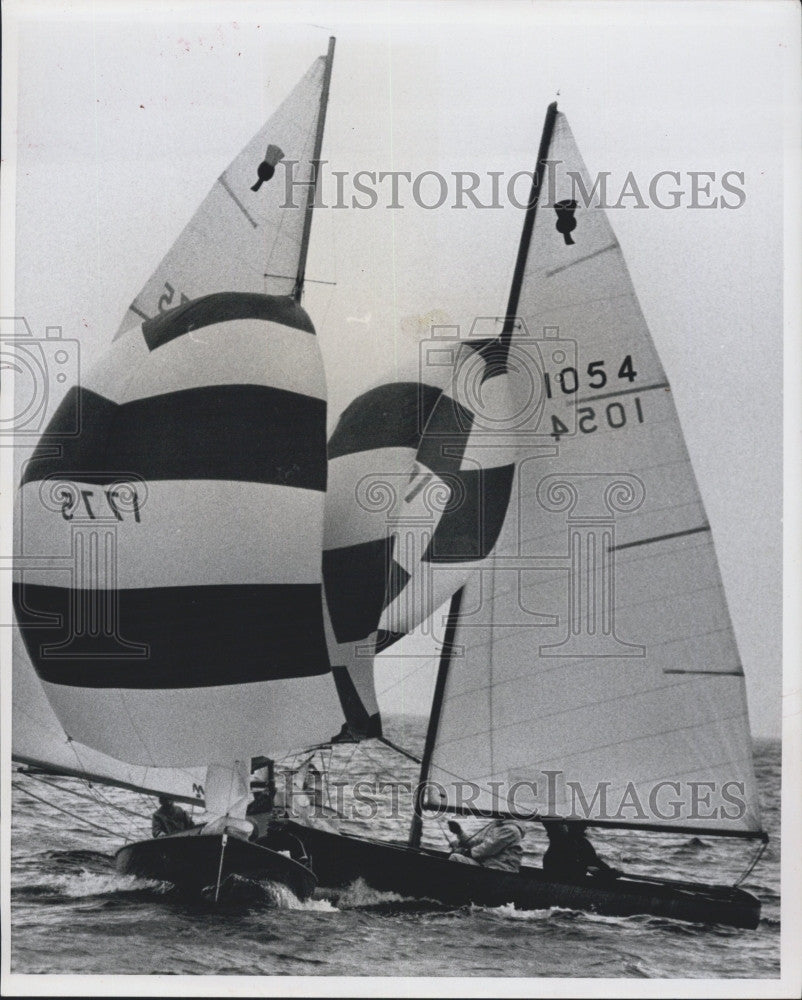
[424,106,763,837]
[115,49,330,337]
[13,43,344,823]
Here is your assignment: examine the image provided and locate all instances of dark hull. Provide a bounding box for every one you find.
[287,822,760,929]
[115,831,316,900]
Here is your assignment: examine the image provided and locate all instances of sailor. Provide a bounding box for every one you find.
[151,795,194,838]
[253,790,310,866]
[246,787,276,818]
[541,819,621,881]
[446,818,526,872]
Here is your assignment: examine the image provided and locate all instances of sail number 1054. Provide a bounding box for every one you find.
[545,355,643,441]
[543,355,637,397]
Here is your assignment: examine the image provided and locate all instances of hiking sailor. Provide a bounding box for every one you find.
[151,796,194,838]
[446,818,526,872]
[542,819,622,881]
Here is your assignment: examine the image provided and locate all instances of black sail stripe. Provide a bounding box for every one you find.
[423,464,515,563]
[13,583,330,688]
[331,667,382,738]
[142,292,315,351]
[416,391,475,476]
[21,385,327,491]
[328,382,444,459]
[323,537,394,643]
[375,628,406,653]
[380,558,412,612]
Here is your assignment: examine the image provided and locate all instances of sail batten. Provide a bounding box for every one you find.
[424,106,763,838]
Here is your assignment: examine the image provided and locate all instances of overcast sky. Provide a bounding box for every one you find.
[6,0,798,737]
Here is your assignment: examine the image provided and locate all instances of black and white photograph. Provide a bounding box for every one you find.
[1,0,800,994]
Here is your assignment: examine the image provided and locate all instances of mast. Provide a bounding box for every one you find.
[408,587,464,850]
[498,100,558,362]
[410,104,558,847]
[293,35,336,302]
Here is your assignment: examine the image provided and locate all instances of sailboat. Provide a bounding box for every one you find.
[277,102,768,929]
[11,43,767,924]
[12,39,347,899]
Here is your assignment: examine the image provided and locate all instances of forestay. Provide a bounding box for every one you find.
[425,108,763,836]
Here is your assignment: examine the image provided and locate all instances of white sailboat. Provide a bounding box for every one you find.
[13,38,347,897]
[279,102,767,928]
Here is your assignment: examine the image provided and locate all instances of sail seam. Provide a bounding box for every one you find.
[459,711,750,776]
[435,659,745,718]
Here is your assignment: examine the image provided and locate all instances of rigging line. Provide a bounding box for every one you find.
[733,837,769,887]
[64,738,151,840]
[12,783,132,842]
[294,36,335,301]
[327,741,361,785]
[118,689,159,769]
[376,653,439,698]
[22,771,150,824]
[355,739,415,780]
[376,736,422,765]
[260,90,323,287]
[58,739,144,841]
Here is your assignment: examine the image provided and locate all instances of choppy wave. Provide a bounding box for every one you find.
[9,726,781,978]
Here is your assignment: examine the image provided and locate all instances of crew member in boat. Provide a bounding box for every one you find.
[247,786,310,866]
[151,795,194,838]
[446,818,526,872]
[541,819,621,881]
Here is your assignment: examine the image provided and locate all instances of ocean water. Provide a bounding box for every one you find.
[10,720,780,979]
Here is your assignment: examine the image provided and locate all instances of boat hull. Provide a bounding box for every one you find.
[115,831,316,900]
[287,822,760,929]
